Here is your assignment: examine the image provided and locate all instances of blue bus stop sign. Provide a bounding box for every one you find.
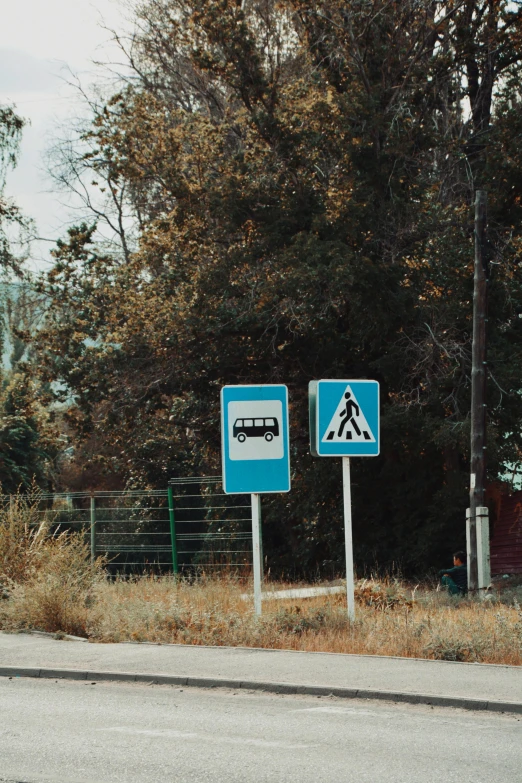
[221,385,291,494]
[309,379,380,457]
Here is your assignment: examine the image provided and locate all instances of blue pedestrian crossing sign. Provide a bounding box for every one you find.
[309,380,380,457]
[221,385,291,494]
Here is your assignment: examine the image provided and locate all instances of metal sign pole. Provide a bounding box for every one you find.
[90,495,96,564]
[251,493,263,616]
[342,457,355,622]
[310,380,378,622]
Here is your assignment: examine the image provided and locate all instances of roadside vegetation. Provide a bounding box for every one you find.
[1,497,521,665]
[0,494,104,637]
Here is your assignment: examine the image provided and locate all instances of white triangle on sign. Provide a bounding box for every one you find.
[321,385,376,443]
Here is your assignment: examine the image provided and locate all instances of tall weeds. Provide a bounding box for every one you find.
[0,493,104,636]
[0,493,53,584]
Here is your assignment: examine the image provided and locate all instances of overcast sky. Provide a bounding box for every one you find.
[0,1,129,269]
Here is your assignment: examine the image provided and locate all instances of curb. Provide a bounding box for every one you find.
[1,666,521,715]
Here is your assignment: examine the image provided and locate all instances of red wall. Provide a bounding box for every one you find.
[490,490,522,575]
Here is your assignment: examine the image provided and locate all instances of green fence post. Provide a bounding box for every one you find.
[90,495,96,564]
[167,486,178,574]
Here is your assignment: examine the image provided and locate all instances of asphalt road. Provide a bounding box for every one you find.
[0,678,520,783]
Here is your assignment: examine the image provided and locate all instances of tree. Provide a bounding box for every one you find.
[0,369,60,493]
[1,104,25,379]
[0,105,61,494]
[37,0,522,574]
[0,104,28,276]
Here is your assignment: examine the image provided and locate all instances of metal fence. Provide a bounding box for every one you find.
[1,478,253,575]
[169,477,253,572]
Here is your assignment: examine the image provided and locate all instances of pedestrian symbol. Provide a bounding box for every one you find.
[309,379,379,457]
[322,385,375,443]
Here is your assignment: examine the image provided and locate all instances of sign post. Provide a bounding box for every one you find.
[251,493,262,616]
[221,384,290,616]
[309,379,380,620]
[342,457,355,621]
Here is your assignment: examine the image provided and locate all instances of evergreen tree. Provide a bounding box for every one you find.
[0,373,44,492]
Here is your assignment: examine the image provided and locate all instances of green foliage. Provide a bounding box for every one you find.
[35,0,522,574]
[0,371,58,493]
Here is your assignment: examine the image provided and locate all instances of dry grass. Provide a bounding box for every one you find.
[0,493,104,636]
[76,576,520,665]
[2,570,521,665]
[1,495,521,664]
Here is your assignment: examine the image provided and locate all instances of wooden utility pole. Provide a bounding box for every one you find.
[469,190,488,592]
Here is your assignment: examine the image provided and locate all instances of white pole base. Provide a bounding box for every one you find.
[466,506,491,594]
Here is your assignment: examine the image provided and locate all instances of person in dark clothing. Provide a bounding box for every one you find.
[439,551,467,595]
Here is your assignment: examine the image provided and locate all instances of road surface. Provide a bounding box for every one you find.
[0,678,520,783]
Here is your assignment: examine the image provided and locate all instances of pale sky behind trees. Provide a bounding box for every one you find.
[0,0,126,269]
